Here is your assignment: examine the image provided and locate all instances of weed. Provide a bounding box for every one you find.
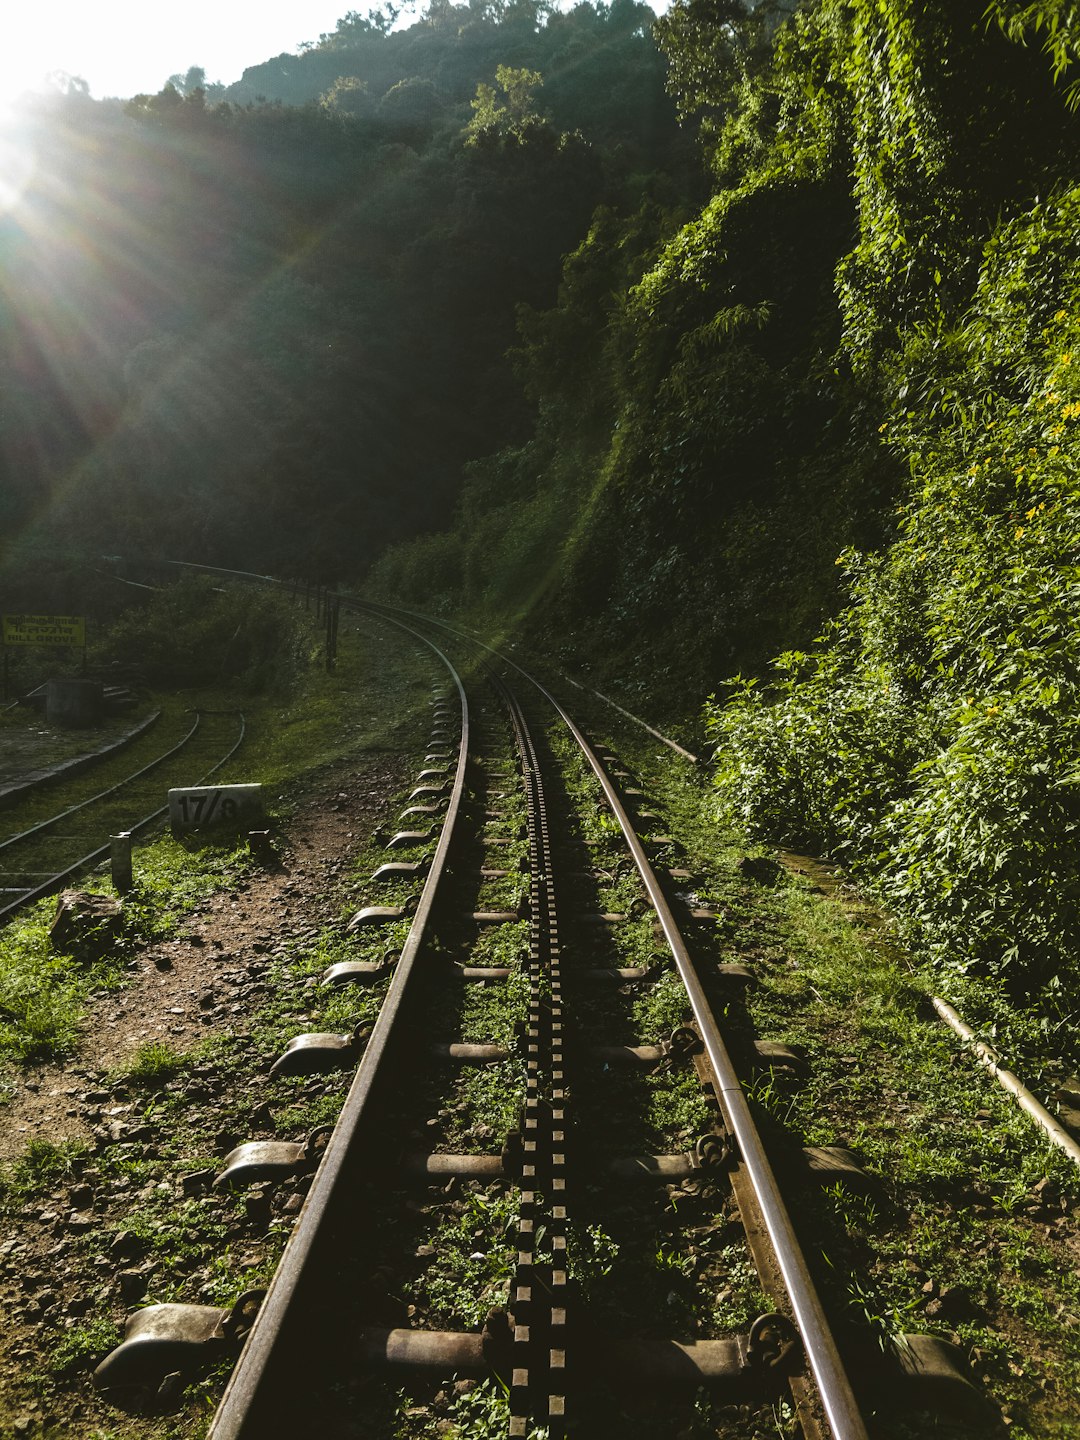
[49,1314,121,1375]
[115,1040,190,1086]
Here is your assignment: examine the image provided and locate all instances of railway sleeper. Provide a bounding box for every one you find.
[323,957,394,985]
[356,1311,802,1397]
[214,1126,332,1189]
[591,1024,703,1069]
[93,1301,981,1418]
[384,828,436,849]
[369,860,428,881]
[347,896,419,928]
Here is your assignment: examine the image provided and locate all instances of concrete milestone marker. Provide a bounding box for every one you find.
[169,784,264,834]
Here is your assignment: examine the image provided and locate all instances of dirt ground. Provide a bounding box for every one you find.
[0,749,411,1437]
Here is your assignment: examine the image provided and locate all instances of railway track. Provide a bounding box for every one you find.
[87,613,982,1438]
[0,709,246,924]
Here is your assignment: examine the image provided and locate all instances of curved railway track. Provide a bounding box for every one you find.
[85,606,983,1439]
[0,710,246,925]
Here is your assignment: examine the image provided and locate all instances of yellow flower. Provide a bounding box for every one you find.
[1015,526,1025,539]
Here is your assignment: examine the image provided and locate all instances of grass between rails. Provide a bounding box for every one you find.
[592,710,1080,1440]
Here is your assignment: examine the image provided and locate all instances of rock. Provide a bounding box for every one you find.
[50,891,124,959]
[118,1270,148,1302]
[157,1371,184,1401]
[245,1187,273,1223]
[109,1230,148,1262]
[181,1168,215,1197]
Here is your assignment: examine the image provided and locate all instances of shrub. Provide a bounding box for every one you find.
[103,577,312,692]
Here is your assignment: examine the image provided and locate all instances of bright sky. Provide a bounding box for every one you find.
[0,0,358,104]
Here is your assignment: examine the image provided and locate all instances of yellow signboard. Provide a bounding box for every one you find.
[2,614,86,647]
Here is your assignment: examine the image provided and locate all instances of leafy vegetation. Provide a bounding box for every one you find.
[0,0,689,606]
[371,0,1080,1030]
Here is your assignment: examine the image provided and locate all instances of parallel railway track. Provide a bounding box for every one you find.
[0,709,246,925]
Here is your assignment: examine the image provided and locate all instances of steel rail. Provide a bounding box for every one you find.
[0,712,245,926]
[0,713,201,855]
[537,691,869,1440]
[363,605,868,1440]
[355,597,702,765]
[207,623,469,1440]
[932,996,1080,1169]
[95,569,862,1434]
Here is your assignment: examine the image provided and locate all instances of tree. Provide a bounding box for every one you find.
[466,63,545,138]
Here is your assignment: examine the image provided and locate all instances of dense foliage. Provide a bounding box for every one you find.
[0,1,689,596]
[374,0,1080,1018]
[690,2,1080,1013]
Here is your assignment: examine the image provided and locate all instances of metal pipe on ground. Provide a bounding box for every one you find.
[932,996,1080,1169]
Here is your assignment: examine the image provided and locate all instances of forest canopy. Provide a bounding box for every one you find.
[0,0,690,590]
[369,0,1080,1026]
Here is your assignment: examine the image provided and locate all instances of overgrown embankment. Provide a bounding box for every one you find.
[370,2,1080,1034]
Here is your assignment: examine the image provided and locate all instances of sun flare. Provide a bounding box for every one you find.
[0,110,37,216]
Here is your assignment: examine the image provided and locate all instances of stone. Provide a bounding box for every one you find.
[109,1230,147,1262]
[181,1168,215,1197]
[50,891,124,959]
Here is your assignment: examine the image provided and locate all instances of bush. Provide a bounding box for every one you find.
[709,184,1080,1011]
[103,577,312,692]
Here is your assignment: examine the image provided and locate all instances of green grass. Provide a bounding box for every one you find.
[113,1041,190,1087]
[571,703,1080,1440]
[0,834,251,1077]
